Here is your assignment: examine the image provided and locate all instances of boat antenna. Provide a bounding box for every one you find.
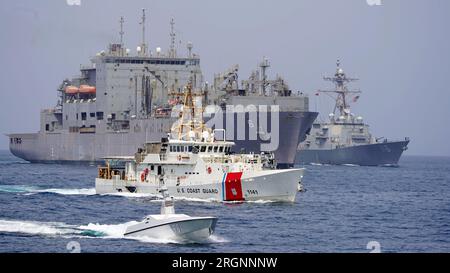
[139,8,148,56]
[159,186,175,214]
[169,18,176,57]
[170,82,208,141]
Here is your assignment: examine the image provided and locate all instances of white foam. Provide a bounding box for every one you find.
[37,188,97,195]
[208,234,230,243]
[0,185,38,193]
[244,199,277,204]
[342,164,360,167]
[0,185,96,196]
[0,219,75,236]
[78,221,138,238]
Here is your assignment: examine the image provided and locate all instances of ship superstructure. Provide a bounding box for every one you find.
[7,10,317,168]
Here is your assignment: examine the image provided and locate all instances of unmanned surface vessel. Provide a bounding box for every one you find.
[124,187,217,242]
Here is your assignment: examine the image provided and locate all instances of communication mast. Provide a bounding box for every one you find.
[319,60,361,117]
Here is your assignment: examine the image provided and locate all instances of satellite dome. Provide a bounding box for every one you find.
[202,131,210,140]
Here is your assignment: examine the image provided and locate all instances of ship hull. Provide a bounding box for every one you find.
[8,111,317,168]
[95,168,303,202]
[295,140,409,166]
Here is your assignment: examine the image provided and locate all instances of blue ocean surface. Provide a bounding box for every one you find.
[0,150,449,253]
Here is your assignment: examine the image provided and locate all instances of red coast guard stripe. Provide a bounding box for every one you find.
[224,172,244,201]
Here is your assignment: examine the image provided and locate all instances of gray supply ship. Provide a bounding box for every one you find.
[7,11,317,168]
[295,61,409,166]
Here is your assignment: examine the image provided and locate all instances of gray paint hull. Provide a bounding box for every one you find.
[295,140,410,166]
[8,111,318,168]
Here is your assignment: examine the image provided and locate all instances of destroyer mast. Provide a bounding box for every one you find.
[318,60,361,118]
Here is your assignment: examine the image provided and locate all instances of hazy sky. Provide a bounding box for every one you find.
[0,0,449,156]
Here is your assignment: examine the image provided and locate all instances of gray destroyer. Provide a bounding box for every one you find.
[7,11,317,168]
[296,61,409,166]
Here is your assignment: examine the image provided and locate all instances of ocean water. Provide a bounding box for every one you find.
[0,150,449,253]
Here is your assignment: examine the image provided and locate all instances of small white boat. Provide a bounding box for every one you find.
[124,188,217,242]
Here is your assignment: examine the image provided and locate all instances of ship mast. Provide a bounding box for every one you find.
[259,57,270,96]
[170,82,209,141]
[319,60,361,117]
[119,16,125,46]
[168,18,177,58]
[138,8,148,56]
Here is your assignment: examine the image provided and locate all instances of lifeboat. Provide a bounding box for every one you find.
[79,85,96,94]
[65,86,79,94]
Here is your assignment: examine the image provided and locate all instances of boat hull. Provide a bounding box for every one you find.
[124,217,217,242]
[296,140,410,166]
[96,168,303,202]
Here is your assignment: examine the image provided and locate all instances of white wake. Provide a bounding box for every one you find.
[0,219,226,245]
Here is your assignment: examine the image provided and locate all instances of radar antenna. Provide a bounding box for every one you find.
[318,60,361,117]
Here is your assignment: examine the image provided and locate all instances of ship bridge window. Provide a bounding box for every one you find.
[176,146,181,152]
[207,146,213,153]
[213,146,218,153]
[45,124,50,131]
[200,146,206,153]
[219,146,224,153]
[90,112,95,118]
[313,124,321,129]
[81,112,87,121]
[188,146,193,152]
[96,112,104,120]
